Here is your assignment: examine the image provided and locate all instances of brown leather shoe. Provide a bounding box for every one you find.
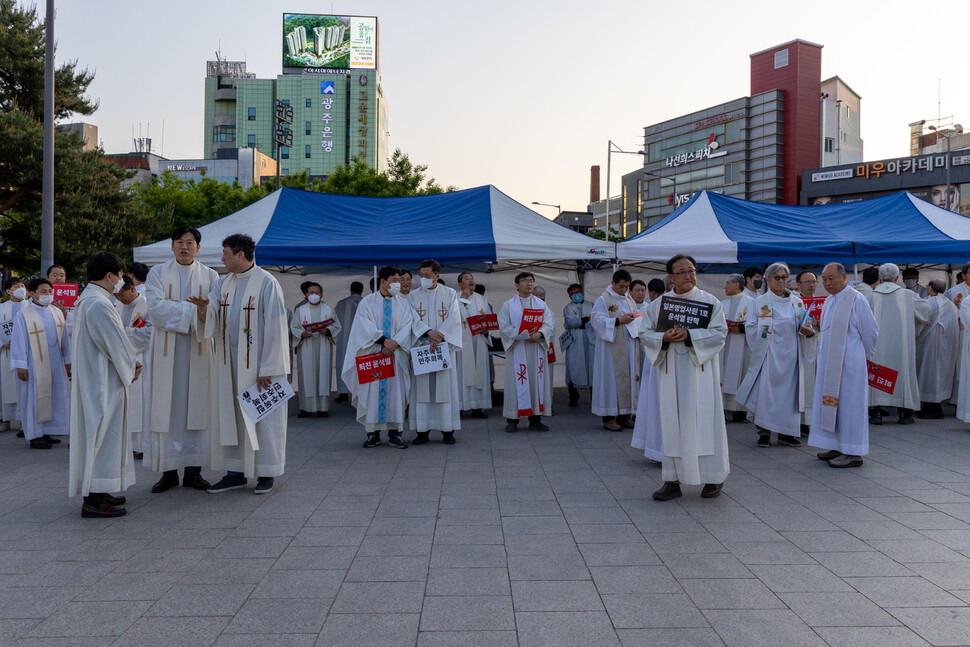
[81,502,127,518]
[103,493,126,506]
[603,418,622,432]
[29,438,52,450]
[653,481,682,501]
[617,415,636,429]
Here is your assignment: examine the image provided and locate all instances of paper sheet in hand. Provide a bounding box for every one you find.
[237,378,294,425]
[411,341,451,376]
[654,296,713,331]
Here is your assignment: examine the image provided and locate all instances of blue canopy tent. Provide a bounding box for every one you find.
[133,186,613,271]
[617,190,970,268]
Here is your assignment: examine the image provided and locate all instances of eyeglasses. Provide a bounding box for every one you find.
[672,269,696,276]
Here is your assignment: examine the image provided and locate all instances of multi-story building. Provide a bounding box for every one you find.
[820,76,863,168]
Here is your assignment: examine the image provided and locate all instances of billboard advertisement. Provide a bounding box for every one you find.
[283,14,378,72]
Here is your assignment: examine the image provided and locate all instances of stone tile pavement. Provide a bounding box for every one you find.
[1,391,970,645]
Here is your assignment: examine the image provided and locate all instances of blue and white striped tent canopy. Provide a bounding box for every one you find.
[617,190,970,265]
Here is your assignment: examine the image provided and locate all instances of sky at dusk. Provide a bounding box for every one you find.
[42,0,970,215]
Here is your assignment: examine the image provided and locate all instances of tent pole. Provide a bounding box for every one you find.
[853,263,858,281]
[373,265,377,293]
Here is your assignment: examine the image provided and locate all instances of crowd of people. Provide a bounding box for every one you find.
[0,224,963,517]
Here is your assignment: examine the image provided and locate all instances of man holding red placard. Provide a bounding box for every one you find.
[498,272,554,433]
[456,272,493,418]
[341,265,414,449]
[809,263,879,468]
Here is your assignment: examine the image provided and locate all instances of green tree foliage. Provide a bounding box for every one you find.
[311,149,454,197]
[586,227,624,243]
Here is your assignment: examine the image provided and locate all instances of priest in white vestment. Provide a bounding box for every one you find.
[202,234,290,495]
[10,278,70,450]
[117,278,152,458]
[0,277,27,431]
[562,283,594,408]
[916,279,958,418]
[341,265,415,449]
[946,263,970,404]
[456,272,492,417]
[290,282,342,417]
[591,270,641,431]
[720,274,753,423]
[736,263,817,449]
[743,267,764,299]
[498,272,555,433]
[408,260,463,444]
[642,254,729,500]
[144,227,220,493]
[809,263,879,468]
[868,263,930,425]
[333,282,364,401]
[69,252,141,517]
[854,266,879,308]
[796,270,821,435]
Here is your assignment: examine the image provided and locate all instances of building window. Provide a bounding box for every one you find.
[280,146,289,159]
[725,119,741,143]
[247,134,256,147]
[247,107,256,121]
[306,98,312,108]
[724,162,740,185]
[774,49,788,69]
[845,105,851,118]
[212,125,235,142]
[824,138,834,153]
[306,121,312,135]
[305,145,311,159]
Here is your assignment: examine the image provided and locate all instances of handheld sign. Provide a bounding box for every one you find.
[237,378,295,425]
[52,283,79,308]
[802,296,826,321]
[0,319,14,344]
[655,296,713,332]
[356,351,394,384]
[467,313,498,337]
[519,308,544,333]
[547,343,556,364]
[302,318,335,334]
[867,361,898,395]
[411,341,451,376]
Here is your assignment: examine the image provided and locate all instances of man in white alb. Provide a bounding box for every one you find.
[0,277,27,432]
[720,274,753,423]
[333,281,364,403]
[591,270,640,432]
[916,279,958,419]
[562,283,594,408]
[290,281,342,418]
[456,272,492,418]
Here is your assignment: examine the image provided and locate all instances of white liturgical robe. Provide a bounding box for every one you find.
[290,301,342,413]
[854,283,875,308]
[946,282,970,402]
[953,298,970,422]
[736,292,816,436]
[341,292,415,432]
[916,295,958,403]
[120,294,152,452]
[144,259,219,472]
[808,286,879,456]
[0,299,26,423]
[69,284,137,497]
[10,301,70,440]
[719,292,753,412]
[409,285,463,432]
[642,287,729,485]
[869,283,930,410]
[561,301,594,389]
[498,296,554,419]
[204,265,291,478]
[590,287,640,417]
[333,293,362,395]
[457,291,492,410]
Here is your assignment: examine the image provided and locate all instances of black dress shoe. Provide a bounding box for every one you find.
[103,493,126,506]
[81,502,127,518]
[133,451,144,460]
[528,420,549,431]
[334,394,350,403]
[151,473,179,494]
[915,410,944,419]
[412,431,430,445]
[653,481,682,501]
[16,431,24,438]
[183,474,211,490]
[208,474,248,493]
[29,438,52,449]
[471,409,488,419]
[297,410,311,418]
[316,411,329,418]
[42,434,61,444]
[701,483,723,498]
[869,412,883,425]
[441,431,456,445]
[504,421,518,433]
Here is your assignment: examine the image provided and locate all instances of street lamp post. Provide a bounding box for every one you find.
[929,124,964,211]
[605,140,645,242]
[643,170,677,210]
[531,201,562,217]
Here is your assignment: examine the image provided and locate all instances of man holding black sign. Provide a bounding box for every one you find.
[642,254,729,500]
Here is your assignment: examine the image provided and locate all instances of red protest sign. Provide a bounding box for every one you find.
[867,361,898,394]
[303,318,335,334]
[52,283,79,308]
[547,343,556,364]
[356,351,394,385]
[467,313,499,337]
[802,296,826,320]
[519,308,544,333]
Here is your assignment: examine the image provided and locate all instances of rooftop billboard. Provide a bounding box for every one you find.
[282,14,378,72]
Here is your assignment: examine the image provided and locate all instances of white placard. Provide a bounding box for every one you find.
[410,341,451,376]
[0,319,13,345]
[237,378,295,425]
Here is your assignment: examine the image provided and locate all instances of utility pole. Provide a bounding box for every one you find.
[40,0,55,275]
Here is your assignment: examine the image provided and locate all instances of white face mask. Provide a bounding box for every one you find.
[112,276,125,294]
[307,294,321,305]
[12,287,26,300]
[420,277,436,289]
[134,284,146,294]
[388,282,402,296]
[36,294,53,307]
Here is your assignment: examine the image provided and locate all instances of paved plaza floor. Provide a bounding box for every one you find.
[2,392,970,646]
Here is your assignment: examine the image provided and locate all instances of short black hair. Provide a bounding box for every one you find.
[796,270,816,283]
[378,265,401,282]
[27,278,52,292]
[400,269,412,278]
[222,233,255,261]
[419,259,441,274]
[171,226,202,244]
[368,277,375,291]
[567,283,582,294]
[300,281,313,295]
[862,266,879,285]
[121,274,134,291]
[3,276,24,291]
[45,264,65,278]
[612,269,632,284]
[902,267,919,278]
[306,282,323,293]
[648,278,666,294]
[666,253,697,274]
[514,272,534,284]
[350,281,363,294]
[743,266,763,280]
[457,272,472,284]
[129,262,150,282]
[86,251,125,282]
[474,284,486,295]
[630,279,646,290]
